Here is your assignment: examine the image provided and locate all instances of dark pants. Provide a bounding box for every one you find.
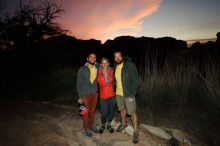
[82,93,97,129]
[100,96,116,125]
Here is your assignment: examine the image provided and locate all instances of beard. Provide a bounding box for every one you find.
[88,61,96,65]
[115,59,123,65]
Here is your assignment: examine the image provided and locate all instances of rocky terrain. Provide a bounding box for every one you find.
[0,101,206,146]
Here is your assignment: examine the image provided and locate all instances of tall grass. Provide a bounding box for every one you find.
[138,54,220,145]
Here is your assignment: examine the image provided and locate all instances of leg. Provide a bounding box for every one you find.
[132,114,139,144]
[116,95,127,132]
[100,98,108,125]
[125,96,139,144]
[120,109,127,125]
[125,96,137,128]
[88,93,97,128]
[106,97,116,133]
[107,96,116,124]
[116,95,126,124]
[82,95,90,129]
[82,95,93,137]
[131,112,138,130]
[99,98,108,133]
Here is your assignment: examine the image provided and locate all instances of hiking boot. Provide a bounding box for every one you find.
[116,123,127,132]
[99,125,105,134]
[107,125,114,133]
[85,128,93,137]
[89,127,99,133]
[133,130,139,144]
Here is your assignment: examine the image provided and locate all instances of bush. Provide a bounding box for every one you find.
[138,62,220,145]
[12,65,78,101]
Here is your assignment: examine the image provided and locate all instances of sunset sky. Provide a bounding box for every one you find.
[4,0,220,43]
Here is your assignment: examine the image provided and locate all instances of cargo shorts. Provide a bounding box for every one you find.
[116,95,136,115]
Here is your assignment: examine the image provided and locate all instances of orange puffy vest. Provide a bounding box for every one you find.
[97,68,115,99]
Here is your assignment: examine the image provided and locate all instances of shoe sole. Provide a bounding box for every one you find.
[133,140,139,144]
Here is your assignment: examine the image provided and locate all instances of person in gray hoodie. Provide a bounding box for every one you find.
[76,53,99,137]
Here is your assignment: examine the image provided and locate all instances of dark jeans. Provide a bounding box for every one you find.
[100,96,116,126]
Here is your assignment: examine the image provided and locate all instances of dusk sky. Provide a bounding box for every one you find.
[4,0,220,43]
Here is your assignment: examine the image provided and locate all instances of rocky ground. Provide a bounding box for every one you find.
[0,100,206,146]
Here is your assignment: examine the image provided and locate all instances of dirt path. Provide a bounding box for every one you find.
[0,101,165,146]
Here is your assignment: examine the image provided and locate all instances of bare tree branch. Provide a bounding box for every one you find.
[0,0,66,49]
[39,1,64,25]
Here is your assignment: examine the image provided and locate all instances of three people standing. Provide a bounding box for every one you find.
[76,51,139,144]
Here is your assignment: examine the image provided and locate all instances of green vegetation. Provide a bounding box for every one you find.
[6,65,78,101]
[138,61,220,145]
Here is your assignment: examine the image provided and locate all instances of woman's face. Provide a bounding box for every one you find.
[101,59,109,69]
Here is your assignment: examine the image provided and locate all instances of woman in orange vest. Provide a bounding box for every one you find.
[97,57,116,133]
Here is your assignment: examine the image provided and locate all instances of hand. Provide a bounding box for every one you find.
[78,98,83,104]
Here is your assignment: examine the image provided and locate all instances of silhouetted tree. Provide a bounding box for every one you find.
[0,0,67,97]
[0,0,66,50]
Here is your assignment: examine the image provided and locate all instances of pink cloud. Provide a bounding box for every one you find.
[60,0,162,42]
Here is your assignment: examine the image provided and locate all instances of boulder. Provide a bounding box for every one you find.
[140,124,172,142]
[170,129,207,146]
[125,125,134,136]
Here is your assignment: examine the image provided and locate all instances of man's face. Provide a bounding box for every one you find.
[87,54,96,65]
[114,52,123,64]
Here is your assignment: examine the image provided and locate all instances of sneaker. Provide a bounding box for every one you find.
[107,125,114,133]
[89,127,99,133]
[99,125,105,134]
[85,128,93,137]
[116,123,127,132]
[133,130,139,144]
